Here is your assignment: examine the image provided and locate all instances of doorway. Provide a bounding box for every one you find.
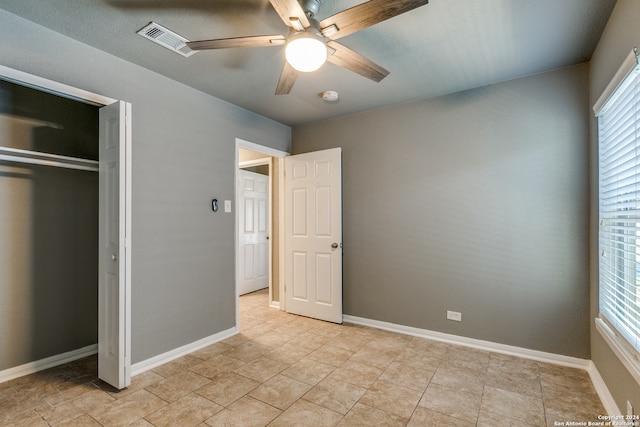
[238,158,270,296]
[234,139,287,327]
[234,139,344,326]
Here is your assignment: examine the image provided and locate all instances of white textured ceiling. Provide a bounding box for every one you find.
[0,0,616,125]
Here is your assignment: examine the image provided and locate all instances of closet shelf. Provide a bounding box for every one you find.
[0,146,99,172]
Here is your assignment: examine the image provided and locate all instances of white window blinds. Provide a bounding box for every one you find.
[597,48,640,355]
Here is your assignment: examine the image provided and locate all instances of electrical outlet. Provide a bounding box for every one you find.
[628,400,634,416]
[447,310,462,322]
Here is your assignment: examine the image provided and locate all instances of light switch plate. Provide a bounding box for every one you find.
[224,200,231,213]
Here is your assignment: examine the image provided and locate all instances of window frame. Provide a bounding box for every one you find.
[594,47,640,385]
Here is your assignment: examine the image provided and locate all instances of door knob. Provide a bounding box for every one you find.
[112,254,117,262]
[331,242,340,249]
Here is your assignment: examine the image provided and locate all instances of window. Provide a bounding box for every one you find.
[596,48,640,364]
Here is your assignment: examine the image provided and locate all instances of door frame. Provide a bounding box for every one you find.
[234,138,288,327]
[0,64,132,384]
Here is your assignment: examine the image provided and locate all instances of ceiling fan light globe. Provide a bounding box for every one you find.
[285,35,327,72]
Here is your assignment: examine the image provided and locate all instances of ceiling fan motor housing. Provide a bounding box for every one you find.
[301,0,321,18]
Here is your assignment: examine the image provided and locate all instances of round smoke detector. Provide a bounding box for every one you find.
[322,90,339,102]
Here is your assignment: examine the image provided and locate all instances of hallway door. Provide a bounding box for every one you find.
[238,169,270,295]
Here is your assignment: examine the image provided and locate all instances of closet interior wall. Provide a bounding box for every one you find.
[0,79,99,371]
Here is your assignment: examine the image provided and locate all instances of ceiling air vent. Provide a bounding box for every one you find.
[136,22,197,57]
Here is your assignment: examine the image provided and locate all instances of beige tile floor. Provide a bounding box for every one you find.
[1,289,606,426]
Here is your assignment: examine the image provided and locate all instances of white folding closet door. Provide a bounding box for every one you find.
[98,100,131,390]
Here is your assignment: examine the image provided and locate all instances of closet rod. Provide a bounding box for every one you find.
[0,146,99,172]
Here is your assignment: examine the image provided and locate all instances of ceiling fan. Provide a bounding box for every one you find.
[186,0,429,95]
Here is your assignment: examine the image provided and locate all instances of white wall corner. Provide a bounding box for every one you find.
[130,327,238,377]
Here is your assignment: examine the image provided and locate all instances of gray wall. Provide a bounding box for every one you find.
[0,9,290,365]
[0,165,98,370]
[293,64,590,358]
[589,0,640,413]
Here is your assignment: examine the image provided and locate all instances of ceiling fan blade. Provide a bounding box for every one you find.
[187,35,286,50]
[275,61,298,95]
[269,0,310,29]
[326,41,389,82]
[320,0,428,41]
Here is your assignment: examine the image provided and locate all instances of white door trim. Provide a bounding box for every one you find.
[234,138,288,327]
[236,138,289,159]
[0,65,116,106]
[0,64,132,386]
[276,156,285,311]
[240,157,271,169]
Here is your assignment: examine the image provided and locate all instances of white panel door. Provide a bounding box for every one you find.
[98,101,131,389]
[284,148,342,323]
[238,169,269,295]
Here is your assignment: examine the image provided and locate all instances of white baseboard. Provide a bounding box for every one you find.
[344,315,623,414]
[269,301,281,310]
[0,344,98,384]
[586,361,621,416]
[0,319,620,416]
[131,326,238,376]
[344,315,591,369]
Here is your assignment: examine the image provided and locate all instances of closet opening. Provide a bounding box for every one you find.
[0,78,100,375]
[0,65,131,390]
